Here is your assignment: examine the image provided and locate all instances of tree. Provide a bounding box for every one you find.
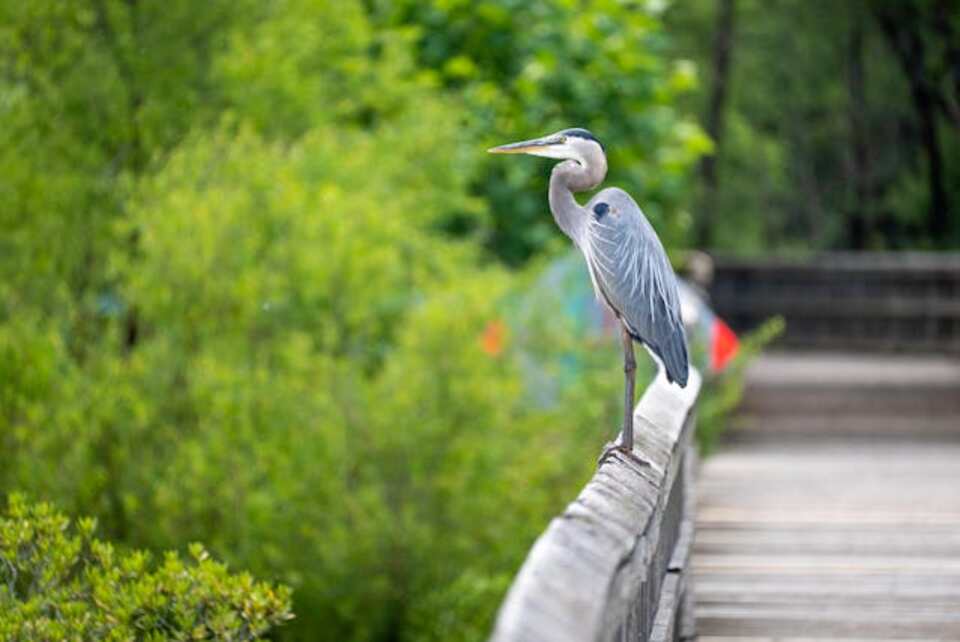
[846,0,872,249]
[666,0,960,252]
[697,0,737,248]
[376,0,711,264]
[872,0,952,244]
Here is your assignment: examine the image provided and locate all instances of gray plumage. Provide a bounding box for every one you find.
[583,187,689,386]
[489,127,689,460]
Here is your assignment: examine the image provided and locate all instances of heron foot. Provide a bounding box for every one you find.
[597,440,651,469]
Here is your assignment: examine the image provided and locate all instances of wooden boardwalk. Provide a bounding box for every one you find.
[694,352,960,640]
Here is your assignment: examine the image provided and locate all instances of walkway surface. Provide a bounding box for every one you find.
[694,352,960,640]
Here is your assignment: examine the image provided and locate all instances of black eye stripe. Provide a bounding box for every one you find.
[559,128,604,150]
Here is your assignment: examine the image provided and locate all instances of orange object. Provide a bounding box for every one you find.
[711,318,739,372]
[481,319,507,356]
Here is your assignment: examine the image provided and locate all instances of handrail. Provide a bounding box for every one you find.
[709,252,960,353]
[489,368,702,642]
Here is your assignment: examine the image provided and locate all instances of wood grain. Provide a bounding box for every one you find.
[489,369,702,642]
[694,352,960,640]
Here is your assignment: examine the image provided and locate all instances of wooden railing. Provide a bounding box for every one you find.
[489,369,702,642]
[709,252,960,353]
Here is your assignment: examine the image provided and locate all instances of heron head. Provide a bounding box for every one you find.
[487,128,605,166]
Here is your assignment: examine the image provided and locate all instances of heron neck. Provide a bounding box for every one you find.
[549,158,606,243]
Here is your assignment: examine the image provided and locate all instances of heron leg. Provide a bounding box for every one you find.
[598,325,650,469]
[620,324,637,452]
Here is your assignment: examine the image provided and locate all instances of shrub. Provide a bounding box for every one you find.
[0,495,292,641]
[0,2,720,641]
[697,317,785,453]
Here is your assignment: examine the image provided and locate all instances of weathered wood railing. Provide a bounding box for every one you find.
[489,369,702,642]
[709,252,960,353]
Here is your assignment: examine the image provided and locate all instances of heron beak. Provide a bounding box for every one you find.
[487,135,563,155]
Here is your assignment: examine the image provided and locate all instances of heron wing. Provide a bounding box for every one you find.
[582,188,689,387]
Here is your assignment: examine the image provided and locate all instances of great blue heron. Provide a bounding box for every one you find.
[489,127,689,464]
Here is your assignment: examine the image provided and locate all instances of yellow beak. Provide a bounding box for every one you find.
[487,135,563,154]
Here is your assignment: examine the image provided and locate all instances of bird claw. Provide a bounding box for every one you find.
[597,440,651,469]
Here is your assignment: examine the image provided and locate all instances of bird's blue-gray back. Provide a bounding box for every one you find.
[581,188,689,386]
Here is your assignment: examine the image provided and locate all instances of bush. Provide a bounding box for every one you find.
[0,2,718,641]
[0,495,292,641]
[0,121,619,642]
[697,317,785,454]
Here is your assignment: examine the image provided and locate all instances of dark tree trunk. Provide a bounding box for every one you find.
[933,0,960,128]
[846,10,870,249]
[697,0,736,249]
[874,6,950,244]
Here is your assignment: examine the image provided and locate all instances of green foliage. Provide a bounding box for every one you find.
[0,495,292,641]
[0,0,245,321]
[697,316,785,454]
[0,1,752,641]
[666,0,960,251]
[376,0,711,263]
[404,570,512,642]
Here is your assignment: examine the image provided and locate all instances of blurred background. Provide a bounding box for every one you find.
[0,0,957,640]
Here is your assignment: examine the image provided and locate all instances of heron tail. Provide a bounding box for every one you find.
[659,328,689,388]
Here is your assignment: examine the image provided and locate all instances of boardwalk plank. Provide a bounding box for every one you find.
[694,352,960,639]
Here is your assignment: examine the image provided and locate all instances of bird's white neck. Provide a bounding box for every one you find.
[548,157,607,243]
